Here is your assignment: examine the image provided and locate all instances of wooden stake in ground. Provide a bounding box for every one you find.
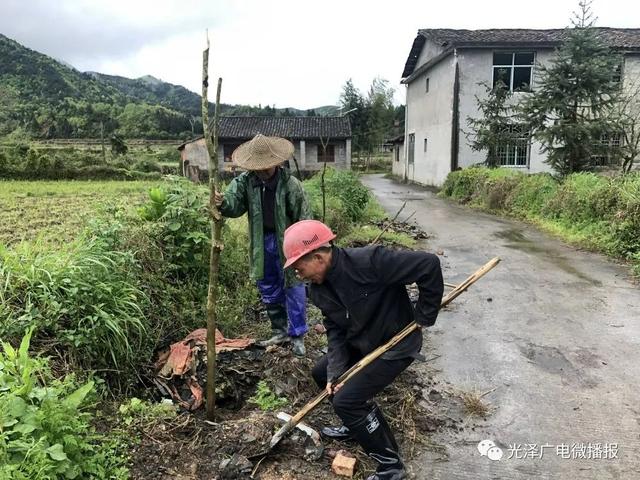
[202,33,224,421]
[319,135,331,222]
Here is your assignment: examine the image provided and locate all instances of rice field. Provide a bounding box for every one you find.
[0,180,160,246]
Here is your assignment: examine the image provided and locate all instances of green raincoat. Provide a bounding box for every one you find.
[220,168,311,285]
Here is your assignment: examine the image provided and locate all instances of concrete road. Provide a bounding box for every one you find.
[361,174,640,480]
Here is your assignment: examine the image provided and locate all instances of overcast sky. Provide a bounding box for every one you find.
[1,0,639,109]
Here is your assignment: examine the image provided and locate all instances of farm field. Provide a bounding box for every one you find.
[0,180,160,246]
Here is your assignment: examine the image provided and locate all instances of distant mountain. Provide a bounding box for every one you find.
[0,33,340,139]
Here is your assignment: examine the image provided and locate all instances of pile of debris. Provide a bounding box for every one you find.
[123,327,473,479]
[370,219,430,241]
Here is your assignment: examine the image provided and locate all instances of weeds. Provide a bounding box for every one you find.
[248,381,288,411]
[440,167,640,274]
[118,397,177,427]
[0,329,129,479]
[460,389,492,418]
[0,239,148,373]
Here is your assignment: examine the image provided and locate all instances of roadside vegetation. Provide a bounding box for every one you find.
[440,167,640,275]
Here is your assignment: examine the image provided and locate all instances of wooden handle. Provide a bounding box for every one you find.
[270,256,501,447]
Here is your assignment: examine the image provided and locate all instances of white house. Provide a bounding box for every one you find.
[396,28,640,186]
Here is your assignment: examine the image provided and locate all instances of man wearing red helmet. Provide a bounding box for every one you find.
[283,219,444,480]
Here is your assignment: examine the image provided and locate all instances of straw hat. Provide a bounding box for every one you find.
[231,134,294,170]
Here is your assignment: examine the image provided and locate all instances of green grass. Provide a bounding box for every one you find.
[0,180,160,246]
[440,167,640,275]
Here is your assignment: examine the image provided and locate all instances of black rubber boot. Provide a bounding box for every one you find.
[321,425,354,441]
[349,405,406,480]
[257,304,288,347]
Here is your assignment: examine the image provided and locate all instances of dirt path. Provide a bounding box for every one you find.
[361,174,640,480]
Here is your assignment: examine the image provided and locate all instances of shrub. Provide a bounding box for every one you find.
[440,167,491,203]
[440,166,640,273]
[0,238,148,374]
[0,329,128,480]
[132,156,162,173]
[304,168,372,235]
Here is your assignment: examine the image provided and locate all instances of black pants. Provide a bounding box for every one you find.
[311,353,413,427]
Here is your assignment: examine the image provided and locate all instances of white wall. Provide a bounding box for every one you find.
[391,142,406,178]
[456,48,557,174]
[404,53,456,186]
[416,38,447,66]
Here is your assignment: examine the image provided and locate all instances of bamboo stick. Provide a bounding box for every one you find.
[203,32,224,421]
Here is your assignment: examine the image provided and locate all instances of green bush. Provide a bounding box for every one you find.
[136,177,258,336]
[0,238,148,373]
[304,168,372,235]
[0,329,128,480]
[132,156,162,173]
[440,166,640,272]
[440,167,491,203]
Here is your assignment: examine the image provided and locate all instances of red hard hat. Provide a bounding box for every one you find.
[283,220,336,269]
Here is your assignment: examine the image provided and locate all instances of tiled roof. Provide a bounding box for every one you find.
[218,116,352,139]
[402,27,640,78]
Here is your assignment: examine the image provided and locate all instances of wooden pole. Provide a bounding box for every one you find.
[319,136,330,223]
[202,32,224,421]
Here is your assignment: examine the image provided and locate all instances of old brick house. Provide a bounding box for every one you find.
[179,116,352,181]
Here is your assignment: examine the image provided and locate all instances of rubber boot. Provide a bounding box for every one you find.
[257,304,288,347]
[349,405,406,480]
[290,336,306,357]
[321,425,354,441]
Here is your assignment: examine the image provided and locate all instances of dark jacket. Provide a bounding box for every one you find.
[220,167,311,285]
[308,246,444,381]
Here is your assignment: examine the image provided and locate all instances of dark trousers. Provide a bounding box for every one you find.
[311,353,413,427]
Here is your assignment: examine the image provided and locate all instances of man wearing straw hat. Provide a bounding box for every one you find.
[282,219,444,480]
[215,134,311,356]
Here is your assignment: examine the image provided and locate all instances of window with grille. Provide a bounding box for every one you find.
[493,52,534,92]
[591,132,622,166]
[408,134,415,164]
[318,144,335,163]
[496,125,530,167]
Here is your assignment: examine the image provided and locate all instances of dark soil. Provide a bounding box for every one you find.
[117,327,473,480]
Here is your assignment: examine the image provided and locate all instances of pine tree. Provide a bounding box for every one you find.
[519,0,622,175]
[339,79,367,155]
[467,81,518,167]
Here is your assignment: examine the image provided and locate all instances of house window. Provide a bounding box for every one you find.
[425,77,430,93]
[496,125,530,167]
[493,52,534,92]
[318,144,335,163]
[223,143,241,162]
[424,138,428,153]
[592,132,622,166]
[408,134,415,164]
[612,63,623,85]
